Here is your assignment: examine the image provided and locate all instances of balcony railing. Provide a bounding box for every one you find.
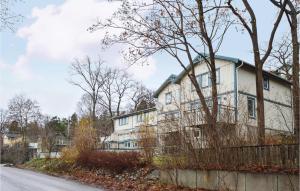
[158,105,236,127]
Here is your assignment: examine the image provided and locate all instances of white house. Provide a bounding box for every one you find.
[107,54,293,150]
[105,108,157,150]
[154,55,293,145]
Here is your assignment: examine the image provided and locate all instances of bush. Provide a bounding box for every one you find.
[73,119,97,153]
[1,143,28,164]
[77,151,145,172]
[24,158,72,173]
[60,146,79,164]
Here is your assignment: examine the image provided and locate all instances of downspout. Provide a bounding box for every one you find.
[235,61,244,123]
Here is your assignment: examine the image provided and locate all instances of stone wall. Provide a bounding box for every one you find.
[160,169,299,191]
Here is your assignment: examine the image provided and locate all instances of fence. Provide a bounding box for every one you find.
[163,144,299,169]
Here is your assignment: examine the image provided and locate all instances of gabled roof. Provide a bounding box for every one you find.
[4,132,21,139]
[173,54,240,84]
[153,74,177,98]
[153,54,291,98]
[236,62,291,85]
[113,107,157,119]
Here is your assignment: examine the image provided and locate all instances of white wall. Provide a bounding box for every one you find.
[237,68,292,133]
[108,109,157,150]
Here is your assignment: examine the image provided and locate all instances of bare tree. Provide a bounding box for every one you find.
[90,0,232,146]
[77,93,94,118]
[269,0,299,142]
[7,94,40,144]
[0,0,23,31]
[69,56,105,129]
[227,0,287,144]
[0,109,8,133]
[98,68,134,118]
[267,36,293,81]
[129,82,155,111]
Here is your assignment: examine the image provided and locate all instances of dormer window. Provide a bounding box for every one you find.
[263,76,269,90]
[165,92,172,105]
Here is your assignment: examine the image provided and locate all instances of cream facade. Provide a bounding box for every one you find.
[154,55,293,144]
[105,108,157,150]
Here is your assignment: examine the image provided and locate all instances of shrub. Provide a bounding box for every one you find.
[1,143,28,164]
[77,151,145,172]
[73,118,97,153]
[60,146,79,164]
[24,158,72,173]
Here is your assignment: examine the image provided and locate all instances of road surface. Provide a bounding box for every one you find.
[0,165,104,191]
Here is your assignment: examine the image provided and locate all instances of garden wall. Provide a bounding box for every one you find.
[160,169,299,191]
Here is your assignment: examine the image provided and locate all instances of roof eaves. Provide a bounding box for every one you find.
[173,54,240,83]
[113,107,157,119]
[237,61,292,85]
[153,74,177,98]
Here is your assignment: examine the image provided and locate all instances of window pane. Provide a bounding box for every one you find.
[216,69,220,84]
[263,77,269,90]
[165,92,172,104]
[201,73,208,87]
[247,98,255,118]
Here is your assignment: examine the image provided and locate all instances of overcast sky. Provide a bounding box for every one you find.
[0,0,290,117]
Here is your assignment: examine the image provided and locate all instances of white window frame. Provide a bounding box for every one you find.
[136,114,144,122]
[119,117,128,126]
[165,92,172,105]
[263,76,269,90]
[247,97,256,119]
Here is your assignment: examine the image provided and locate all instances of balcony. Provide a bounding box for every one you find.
[158,105,236,128]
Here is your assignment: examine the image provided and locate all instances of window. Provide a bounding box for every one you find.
[124,142,131,147]
[194,130,200,138]
[263,76,269,90]
[206,97,221,108]
[165,112,179,120]
[119,117,128,126]
[208,69,220,86]
[165,92,172,104]
[190,101,200,110]
[247,97,256,119]
[199,68,220,88]
[136,114,144,122]
[201,73,209,88]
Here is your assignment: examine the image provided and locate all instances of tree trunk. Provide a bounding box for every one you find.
[252,30,265,145]
[255,63,265,144]
[290,10,299,142]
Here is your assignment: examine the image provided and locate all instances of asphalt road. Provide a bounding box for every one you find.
[0,165,104,191]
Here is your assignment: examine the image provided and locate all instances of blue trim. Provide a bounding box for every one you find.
[234,63,238,122]
[153,74,177,98]
[238,91,291,108]
[174,54,240,84]
[113,107,156,119]
[159,110,180,115]
[181,91,235,105]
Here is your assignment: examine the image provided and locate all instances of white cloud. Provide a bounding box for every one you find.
[12,55,33,80]
[18,0,117,60]
[15,0,156,81]
[1,0,158,116]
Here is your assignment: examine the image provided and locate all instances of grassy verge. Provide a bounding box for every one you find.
[21,158,208,191]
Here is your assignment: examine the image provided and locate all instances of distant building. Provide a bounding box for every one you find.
[105,108,157,150]
[3,132,22,146]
